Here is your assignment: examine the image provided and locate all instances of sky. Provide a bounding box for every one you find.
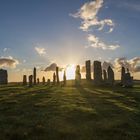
[0,0,140,82]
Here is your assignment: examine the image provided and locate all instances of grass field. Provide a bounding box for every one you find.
[0,81,140,140]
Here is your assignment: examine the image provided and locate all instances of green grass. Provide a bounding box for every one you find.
[0,81,140,140]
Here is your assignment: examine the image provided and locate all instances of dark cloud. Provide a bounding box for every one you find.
[44,63,57,72]
[44,63,64,72]
[114,57,140,72]
[0,57,19,68]
[134,66,140,72]
[102,61,114,70]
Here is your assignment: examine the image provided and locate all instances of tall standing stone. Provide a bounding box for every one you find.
[47,79,51,85]
[56,67,59,84]
[107,66,114,86]
[121,67,125,85]
[63,71,66,85]
[23,75,27,85]
[53,72,56,85]
[33,67,36,85]
[123,72,133,87]
[37,78,40,84]
[103,70,107,82]
[29,75,33,87]
[75,65,81,85]
[86,60,91,80]
[42,76,46,85]
[93,61,102,85]
[0,69,8,85]
[123,69,133,87]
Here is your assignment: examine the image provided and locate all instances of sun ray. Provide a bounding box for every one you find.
[65,64,76,80]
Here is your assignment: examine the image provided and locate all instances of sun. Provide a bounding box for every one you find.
[65,64,76,80]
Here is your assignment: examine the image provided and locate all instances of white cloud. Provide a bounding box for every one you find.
[72,0,114,32]
[71,0,120,51]
[88,34,120,50]
[35,47,46,56]
[72,0,103,20]
[0,56,19,68]
[108,28,114,33]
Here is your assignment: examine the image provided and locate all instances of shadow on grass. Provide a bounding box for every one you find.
[76,85,140,140]
[0,84,140,140]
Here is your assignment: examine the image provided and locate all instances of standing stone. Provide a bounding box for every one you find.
[107,66,114,86]
[42,76,46,85]
[37,78,40,84]
[103,70,107,82]
[86,60,91,80]
[63,71,66,86]
[23,75,27,85]
[47,79,51,85]
[53,72,56,85]
[123,69,133,87]
[75,65,81,85]
[33,67,36,85]
[56,67,59,84]
[0,69,8,85]
[93,61,102,85]
[121,67,125,85]
[29,75,33,87]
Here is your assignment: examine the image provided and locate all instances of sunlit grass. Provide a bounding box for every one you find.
[0,81,140,140]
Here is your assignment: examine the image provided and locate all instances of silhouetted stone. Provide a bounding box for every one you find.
[42,76,46,85]
[29,75,33,87]
[0,69,8,85]
[107,66,114,86]
[63,71,66,86]
[123,69,133,87]
[56,67,59,84]
[103,70,107,83]
[37,78,40,84]
[53,72,56,85]
[86,60,91,80]
[33,67,36,85]
[93,61,102,85]
[23,75,27,85]
[75,65,81,85]
[121,67,125,85]
[47,79,51,85]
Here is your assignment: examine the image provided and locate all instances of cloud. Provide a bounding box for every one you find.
[44,63,65,72]
[114,57,140,72]
[44,63,57,72]
[72,0,120,51]
[35,47,46,56]
[102,61,113,70]
[134,66,140,72]
[72,0,114,32]
[107,28,114,33]
[0,56,19,68]
[88,34,120,50]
